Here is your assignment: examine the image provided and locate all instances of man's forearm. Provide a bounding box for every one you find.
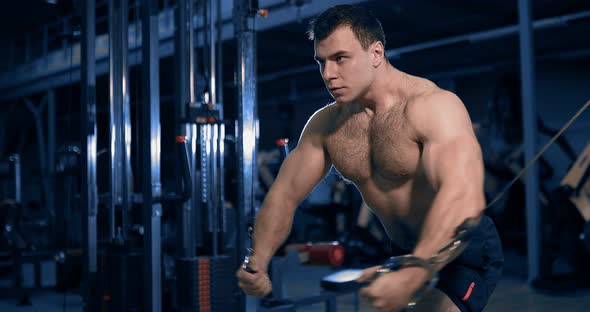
[412,185,484,268]
[251,194,297,265]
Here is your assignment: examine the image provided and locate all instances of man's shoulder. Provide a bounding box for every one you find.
[405,88,463,120]
[405,86,472,141]
[302,101,340,136]
[308,101,340,125]
[314,101,339,116]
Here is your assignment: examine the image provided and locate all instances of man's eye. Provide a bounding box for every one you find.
[336,56,345,62]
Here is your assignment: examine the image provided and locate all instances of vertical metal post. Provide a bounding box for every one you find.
[234,0,258,310]
[23,97,53,222]
[80,0,98,308]
[10,154,21,203]
[62,18,70,51]
[219,123,226,235]
[109,0,132,241]
[211,124,219,255]
[190,124,202,248]
[216,0,224,119]
[518,0,541,283]
[201,124,211,231]
[121,0,133,243]
[175,0,195,258]
[175,0,194,130]
[142,0,162,310]
[48,89,57,246]
[209,0,217,107]
[215,0,226,243]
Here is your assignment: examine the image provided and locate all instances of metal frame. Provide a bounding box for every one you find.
[108,0,132,241]
[175,0,196,258]
[8,154,21,203]
[23,95,56,228]
[234,0,258,310]
[141,0,163,310]
[518,0,541,284]
[216,0,225,119]
[47,90,56,243]
[80,0,98,308]
[256,10,590,83]
[0,0,370,102]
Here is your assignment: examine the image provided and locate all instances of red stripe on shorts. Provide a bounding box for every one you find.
[462,282,476,301]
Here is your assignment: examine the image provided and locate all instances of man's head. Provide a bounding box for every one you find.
[308,5,388,102]
[308,4,386,51]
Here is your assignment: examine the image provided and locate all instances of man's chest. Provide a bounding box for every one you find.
[325,113,421,184]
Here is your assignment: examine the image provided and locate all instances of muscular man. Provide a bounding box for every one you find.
[237,5,503,312]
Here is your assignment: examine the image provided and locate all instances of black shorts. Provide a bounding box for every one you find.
[391,215,504,312]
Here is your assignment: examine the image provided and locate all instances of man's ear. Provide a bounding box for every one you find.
[371,41,385,67]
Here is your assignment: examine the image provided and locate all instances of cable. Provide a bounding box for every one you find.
[486,97,590,210]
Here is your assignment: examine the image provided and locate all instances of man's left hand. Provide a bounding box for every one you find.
[356,266,429,312]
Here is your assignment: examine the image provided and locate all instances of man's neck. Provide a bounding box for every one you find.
[357,64,408,113]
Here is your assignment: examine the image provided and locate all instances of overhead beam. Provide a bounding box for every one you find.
[0,0,369,102]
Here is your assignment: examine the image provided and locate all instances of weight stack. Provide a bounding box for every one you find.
[98,248,143,311]
[176,255,236,312]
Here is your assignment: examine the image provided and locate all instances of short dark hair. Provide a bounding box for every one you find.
[308,5,386,50]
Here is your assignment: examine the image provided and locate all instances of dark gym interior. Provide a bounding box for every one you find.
[0,0,589,311]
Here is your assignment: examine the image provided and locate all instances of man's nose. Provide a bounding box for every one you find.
[322,61,337,81]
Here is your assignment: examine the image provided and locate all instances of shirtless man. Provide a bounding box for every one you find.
[237,5,503,312]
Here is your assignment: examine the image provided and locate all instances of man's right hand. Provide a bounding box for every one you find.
[236,256,273,297]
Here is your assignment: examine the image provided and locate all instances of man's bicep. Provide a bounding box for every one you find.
[412,91,483,186]
[270,142,331,207]
[423,135,484,192]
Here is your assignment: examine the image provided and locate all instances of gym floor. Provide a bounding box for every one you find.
[1,263,588,312]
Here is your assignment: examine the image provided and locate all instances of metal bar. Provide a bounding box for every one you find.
[518,0,541,284]
[80,0,98,308]
[23,97,47,177]
[190,124,202,248]
[24,96,54,223]
[48,89,57,246]
[211,123,219,256]
[109,0,131,241]
[209,0,217,107]
[204,125,213,234]
[200,125,209,205]
[175,0,195,258]
[234,0,258,310]
[121,0,132,242]
[0,0,372,100]
[109,0,121,240]
[141,0,162,310]
[180,125,195,258]
[10,154,21,203]
[219,123,226,235]
[255,9,590,84]
[175,0,193,132]
[216,0,224,119]
[62,18,69,51]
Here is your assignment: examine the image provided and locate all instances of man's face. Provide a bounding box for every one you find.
[314,26,375,102]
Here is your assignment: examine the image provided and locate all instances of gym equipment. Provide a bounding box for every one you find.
[97,246,143,311]
[176,255,235,311]
[320,269,364,292]
[284,242,345,267]
[560,143,590,251]
[244,249,360,312]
